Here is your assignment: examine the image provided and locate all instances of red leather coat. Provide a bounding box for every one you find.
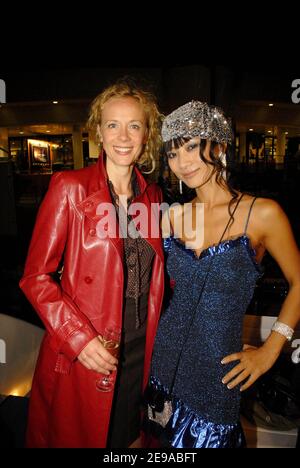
[20,154,164,447]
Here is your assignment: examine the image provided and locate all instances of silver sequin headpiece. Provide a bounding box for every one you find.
[162,100,233,144]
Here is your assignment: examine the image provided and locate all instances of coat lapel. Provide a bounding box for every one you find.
[76,153,123,256]
[76,152,163,263]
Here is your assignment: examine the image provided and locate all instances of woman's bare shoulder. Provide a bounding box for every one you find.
[252,197,286,221]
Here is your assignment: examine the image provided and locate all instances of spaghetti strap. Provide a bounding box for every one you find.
[244,197,257,234]
[219,194,245,243]
[165,208,174,237]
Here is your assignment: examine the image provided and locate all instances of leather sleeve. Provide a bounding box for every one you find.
[19,172,97,362]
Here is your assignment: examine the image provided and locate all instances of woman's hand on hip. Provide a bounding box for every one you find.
[221,345,279,392]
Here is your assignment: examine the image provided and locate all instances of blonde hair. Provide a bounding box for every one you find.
[87,78,163,173]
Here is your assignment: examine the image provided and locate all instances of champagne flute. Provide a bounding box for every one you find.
[95,327,121,392]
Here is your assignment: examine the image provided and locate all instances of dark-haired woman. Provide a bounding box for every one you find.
[145,101,300,448]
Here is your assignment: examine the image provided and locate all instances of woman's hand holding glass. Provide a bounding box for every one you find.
[78,333,119,375]
[95,328,121,391]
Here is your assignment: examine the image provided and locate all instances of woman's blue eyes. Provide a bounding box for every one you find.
[107,123,141,130]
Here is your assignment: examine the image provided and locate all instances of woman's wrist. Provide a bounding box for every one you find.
[271,320,294,341]
[261,331,286,358]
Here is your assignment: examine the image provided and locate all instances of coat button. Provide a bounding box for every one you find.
[89,228,96,236]
[84,276,93,284]
[85,201,94,210]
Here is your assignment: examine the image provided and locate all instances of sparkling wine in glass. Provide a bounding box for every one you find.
[95,327,121,392]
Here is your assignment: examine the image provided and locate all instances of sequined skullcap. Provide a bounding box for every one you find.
[162,100,233,144]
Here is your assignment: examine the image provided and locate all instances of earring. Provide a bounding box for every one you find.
[219,152,227,180]
[179,179,183,194]
[219,151,226,166]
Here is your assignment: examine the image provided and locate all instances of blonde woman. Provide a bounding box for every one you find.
[20,78,164,448]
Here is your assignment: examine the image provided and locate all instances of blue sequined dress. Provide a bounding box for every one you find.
[145,196,263,448]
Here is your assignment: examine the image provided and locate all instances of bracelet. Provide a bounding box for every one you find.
[271,320,294,342]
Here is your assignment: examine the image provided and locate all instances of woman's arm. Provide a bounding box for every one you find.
[222,199,300,391]
[19,173,98,363]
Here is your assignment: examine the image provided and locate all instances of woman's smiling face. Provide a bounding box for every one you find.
[167,137,213,188]
[99,96,148,170]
